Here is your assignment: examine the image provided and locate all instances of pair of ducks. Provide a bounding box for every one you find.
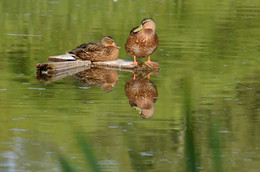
[69,18,158,64]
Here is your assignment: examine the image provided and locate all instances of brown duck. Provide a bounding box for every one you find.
[69,36,120,61]
[125,72,158,119]
[125,18,159,64]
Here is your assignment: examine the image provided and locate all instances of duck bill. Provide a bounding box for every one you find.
[133,24,143,33]
[133,106,142,114]
[113,43,120,49]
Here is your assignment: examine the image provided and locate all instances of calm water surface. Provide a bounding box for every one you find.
[1,0,260,171]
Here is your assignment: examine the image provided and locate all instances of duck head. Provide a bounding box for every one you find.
[134,18,156,33]
[101,36,120,49]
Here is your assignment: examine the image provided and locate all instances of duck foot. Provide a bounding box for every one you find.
[131,56,138,65]
[145,56,153,63]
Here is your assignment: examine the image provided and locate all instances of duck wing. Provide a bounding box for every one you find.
[69,43,104,55]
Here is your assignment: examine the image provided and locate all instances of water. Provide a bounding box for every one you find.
[1,0,260,171]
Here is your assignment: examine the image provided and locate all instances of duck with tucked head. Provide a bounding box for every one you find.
[125,18,159,64]
[69,36,120,62]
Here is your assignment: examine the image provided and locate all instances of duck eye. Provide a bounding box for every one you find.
[142,21,149,25]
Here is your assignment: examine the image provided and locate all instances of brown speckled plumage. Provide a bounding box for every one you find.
[125,18,158,63]
[69,36,120,62]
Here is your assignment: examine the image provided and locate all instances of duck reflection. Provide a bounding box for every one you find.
[125,71,158,119]
[74,68,118,93]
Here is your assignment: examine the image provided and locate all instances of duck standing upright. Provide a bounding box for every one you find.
[69,36,120,62]
[125,18,159,64]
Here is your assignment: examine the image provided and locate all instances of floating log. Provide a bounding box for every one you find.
[93,60,158,71]
[93,59,159,72]
[36,54,160,82]
[48,53,77,62]
[37,61,91,75]
[37,65,90,82]
[92,59,136,71]
[133,61,159,72]
[45,54,160,71]
[36,60,91,82]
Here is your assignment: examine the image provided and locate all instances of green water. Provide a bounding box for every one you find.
[1,0,260,171]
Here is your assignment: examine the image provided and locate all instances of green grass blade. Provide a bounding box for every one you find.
[77,135,102,172]
[58,154,77,172]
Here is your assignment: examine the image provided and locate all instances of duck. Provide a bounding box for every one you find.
[124,71,158,119]
[125,18,159,64]
[74,68,119,93]
[69,36,120,61]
